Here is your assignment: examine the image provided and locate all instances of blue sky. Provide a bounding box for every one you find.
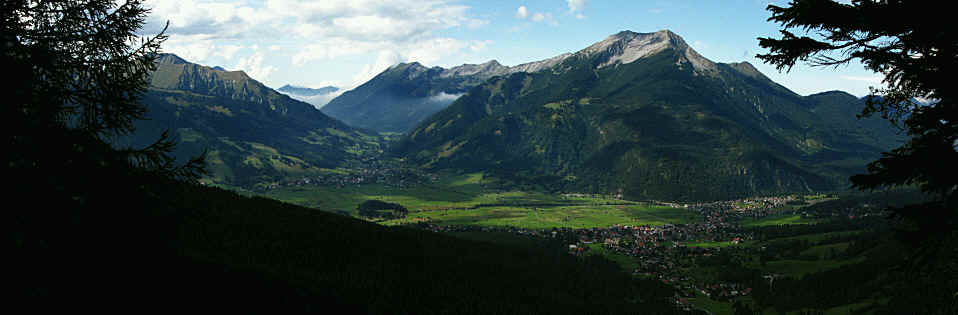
[144,0,883,99]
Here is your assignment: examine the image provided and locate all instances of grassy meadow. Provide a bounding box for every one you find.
[260,172,702,229]
[741,214,822,227]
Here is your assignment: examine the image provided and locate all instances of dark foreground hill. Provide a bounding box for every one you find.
[13,119,948,314]
[394,30,902,201]
[12,135,684,314]
[124,54,381,188]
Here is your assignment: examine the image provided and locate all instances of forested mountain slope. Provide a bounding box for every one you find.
[394,30,902,201]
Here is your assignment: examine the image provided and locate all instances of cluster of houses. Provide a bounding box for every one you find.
[687,196,795,224]
[413,195,812,309]
[803,202,885,220]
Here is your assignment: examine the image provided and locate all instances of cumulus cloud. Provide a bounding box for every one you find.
[407,37,468,65]
[531,12,557,25]
[567,0,586,19]
[267,0,477,43]
[144,0,274,38]
[292,38,382,65]
[514,5,557,25]
[516,6,529,19]
[146,1,486,67]
[350,50,406,89]
[235,50,277,82]
[215,44,243,60]
[160,34,217,63]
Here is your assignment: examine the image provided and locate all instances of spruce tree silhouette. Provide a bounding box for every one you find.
[757,0,957,240]
[758,1,957,313]
[5,0,205,309]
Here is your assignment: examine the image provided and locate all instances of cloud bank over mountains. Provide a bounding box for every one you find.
[144,0,490,88]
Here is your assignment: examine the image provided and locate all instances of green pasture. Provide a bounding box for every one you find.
[264,182,486,212]
[584,243,644,271]
[685,241,739,248]
[385,204,700,229]
[262,172,662,226]
[687,291,740,314]
[800,242,851,259]
[741,214,821,227]
[772,231,864,243]
[747,256,866,278]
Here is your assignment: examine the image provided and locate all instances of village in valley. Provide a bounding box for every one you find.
[394,191,885,312]
[248,168,904,313]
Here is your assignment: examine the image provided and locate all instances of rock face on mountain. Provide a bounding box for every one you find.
[393,30,901,201]
[130,54,378,187]
[322,53,588,133]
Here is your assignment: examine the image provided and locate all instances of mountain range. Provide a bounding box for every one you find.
[277,84,340,108]
[128,53,379,187]
[321,53,573,133]
[130,30,900,200]
[392,30,901,201]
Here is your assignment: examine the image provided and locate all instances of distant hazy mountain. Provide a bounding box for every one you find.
[394,30,902,201]
[277,84,340,109]
[278,84,340,97]
[321,53,576,133]
[129,54,379,187]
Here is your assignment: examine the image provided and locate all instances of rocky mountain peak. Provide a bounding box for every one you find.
[155,53,188,65]
[510,53,574,74]
[440,59,510,78]
[390,62,432,80]
[582,29,717,75]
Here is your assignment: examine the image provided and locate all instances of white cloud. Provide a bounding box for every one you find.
[840,75,883,84]
[147,1,487,62]
[235,51,277,82]
[215,44,243,60]
[567,0,586,12]
[428,92,464,104]
[516,6,529,19]
[145,1,489,89]
[515,5,557,26]
[145,0,275,38]
[160,34,216,63]
[407,37,468,66]
[292,38,382,65]
[267,0,477,43]
[531,12,557,26]
[567,0,586,18]
[350,50,405,89]
[331,15,423,40]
